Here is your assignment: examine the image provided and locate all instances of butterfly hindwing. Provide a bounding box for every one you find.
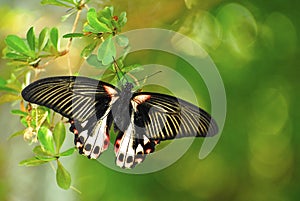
[113,111,160,169]
[71,113,113,159]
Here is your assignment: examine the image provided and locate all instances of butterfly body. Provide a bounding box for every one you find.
[22,76,218,169]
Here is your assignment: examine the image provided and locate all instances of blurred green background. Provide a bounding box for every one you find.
[0,0,299,201]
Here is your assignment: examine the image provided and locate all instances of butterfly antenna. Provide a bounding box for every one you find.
[138,71,162,84]
[112,57,128,82]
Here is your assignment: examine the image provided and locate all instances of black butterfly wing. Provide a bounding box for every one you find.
[132,92,218,141]
[22,76,218,169]
[22,76,119,122]
[114,91,218,169]
[22,76,120,159]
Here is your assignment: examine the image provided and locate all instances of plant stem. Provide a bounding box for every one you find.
[66,9,83,75]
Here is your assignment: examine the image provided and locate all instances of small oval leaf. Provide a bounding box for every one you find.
[41,0,72,7]
[50,27,59,50]
[11,109,28,116]
[26,27,35,51]
[116,35,129,47]
[38,126,55,154]
[59,147,76,157]
[8,130,25,140]
[19,157,49,166]
[38,28,49,51]
[56,160,71,190]
[63,33,85,38]
[5,35,34,57]
[33,145,54,157]
[97,35,116,65]
[81,42,97,59]
[86,54,106,68]
[87,8,111,33]
[53,122,66,153]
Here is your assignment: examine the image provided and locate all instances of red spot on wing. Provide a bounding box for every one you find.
[73,129,78,135]
[114,139,121,154]
[103,133,110,150]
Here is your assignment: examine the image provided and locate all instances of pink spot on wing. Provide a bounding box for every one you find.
[103,133,110,150]
[103,85,117,97]
[133,94,151,104]
[145,149,152,154]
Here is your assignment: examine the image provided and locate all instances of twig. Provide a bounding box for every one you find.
[66,9,83,75]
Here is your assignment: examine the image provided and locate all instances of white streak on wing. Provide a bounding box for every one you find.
[81,120,88,128]
[77,130,88,148]
[80,92,118,159]
[84,115,108,159]
[143,135,150,145]
[115,113,136,169]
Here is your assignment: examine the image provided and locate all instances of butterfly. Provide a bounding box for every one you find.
[21,75,218,169]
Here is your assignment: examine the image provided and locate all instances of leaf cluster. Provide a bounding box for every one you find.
[3,27,61,68]
[1,1,143,191]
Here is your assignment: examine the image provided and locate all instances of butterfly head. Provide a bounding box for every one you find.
[122,82,134,92]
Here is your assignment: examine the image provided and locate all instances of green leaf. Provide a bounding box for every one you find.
[5,35,34,57]
[118,12,127,27]
[56,160,71,189]
[99,16,112,29]
[0,94,20,104]
[53,122,66,153]
[11,109,28,116]
[19,157,49,166]
[38,126,55,155]
[86,8,111,33]
[33,145,54,157]
[97,35,116,65]
[81,42,97,58]
[4,52,28,61]
[62,0,77,5]
[8,130,25,140]
[59,147,76,157]
[99,6,113,19]
[63,33,84,38]
[26,27,35,51]
[38,28,49,51]
[86,54,106,68]
[20,117,28,127]
[36,156,57,161]
[50,27,59,50]
[0,86,19,94]
[116,35,129,47]
[41,0,73,7]
[83,24,98,33]
[61,11,75,22]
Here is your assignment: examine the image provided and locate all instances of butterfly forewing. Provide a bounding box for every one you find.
[22,76,119,122]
